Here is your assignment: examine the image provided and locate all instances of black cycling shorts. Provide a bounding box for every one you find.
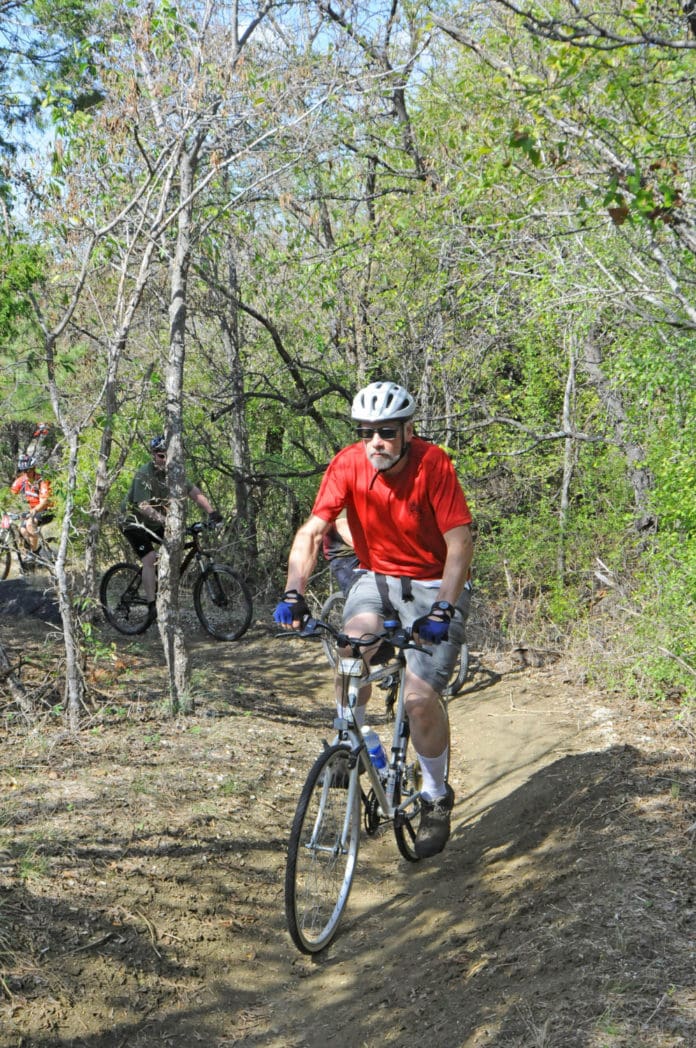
[121,524,163,559]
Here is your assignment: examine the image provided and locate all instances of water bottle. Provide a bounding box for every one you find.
[362,726,387,774]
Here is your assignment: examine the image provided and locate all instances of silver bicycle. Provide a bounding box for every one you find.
[283,617,446,954]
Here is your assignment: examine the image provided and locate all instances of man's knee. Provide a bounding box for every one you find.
[404,680,443,719]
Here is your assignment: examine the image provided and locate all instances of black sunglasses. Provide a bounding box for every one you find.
[356,425,399,440]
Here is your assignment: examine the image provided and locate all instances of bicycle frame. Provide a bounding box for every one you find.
[331,642,421,826]
[141,527,215,581]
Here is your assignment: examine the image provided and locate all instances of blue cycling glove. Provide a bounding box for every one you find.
[412,601,454,644]
[274,589,310,627]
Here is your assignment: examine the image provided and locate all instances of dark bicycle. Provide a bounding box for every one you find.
[99,521,252,641]
[0,512,56,579]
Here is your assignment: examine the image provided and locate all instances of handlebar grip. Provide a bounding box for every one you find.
[298,616,320,637]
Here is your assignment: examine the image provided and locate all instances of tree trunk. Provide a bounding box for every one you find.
[41,329,87,729]
[159,144,200,715]
[583,334,656,530]
[558,338,577,578]
[52,430,87,729]
[82,159,178,607]
[219,238,259,568]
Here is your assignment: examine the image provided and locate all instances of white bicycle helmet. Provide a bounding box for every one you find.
[350,381,415,423]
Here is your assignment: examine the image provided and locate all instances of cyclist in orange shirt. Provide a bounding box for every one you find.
[10,455,55,554]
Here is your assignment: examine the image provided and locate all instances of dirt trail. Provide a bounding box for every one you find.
[0,604,694,1048]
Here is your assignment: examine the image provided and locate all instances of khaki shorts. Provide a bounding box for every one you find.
[343,572,471,693]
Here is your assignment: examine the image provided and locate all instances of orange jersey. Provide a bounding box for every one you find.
[10,473,53,511]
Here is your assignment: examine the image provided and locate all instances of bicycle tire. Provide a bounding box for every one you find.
[99,562,151,635]
[193,564,252,641]
[319,590,345,668]
[443,641,470,698]
[392,721,423,862]
[285,744,361,954]
[0,539,10,580]
[393,703,451,862]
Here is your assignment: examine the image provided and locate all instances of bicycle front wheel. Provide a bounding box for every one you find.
[193,564,252,641]
[319,590,345,668]
[285,744,361,954]
[99,563,151,634]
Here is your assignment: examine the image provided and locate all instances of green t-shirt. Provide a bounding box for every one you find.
[120,461,194,527]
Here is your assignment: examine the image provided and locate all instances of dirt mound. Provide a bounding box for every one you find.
[0,622,693,1048]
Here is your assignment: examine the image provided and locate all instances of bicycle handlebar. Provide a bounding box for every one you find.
[2,511,32,527]
[187,519,224,536]
[278,616,432,657]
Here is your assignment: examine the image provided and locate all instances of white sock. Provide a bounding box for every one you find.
[336,701,366,728]
[418,748,449,801]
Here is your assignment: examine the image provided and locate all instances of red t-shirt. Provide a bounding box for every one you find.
[312,437,472,579]
[11,473,53,510]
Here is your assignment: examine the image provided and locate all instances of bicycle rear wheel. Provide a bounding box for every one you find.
[99,563,151,634]
[32,542,56,573]
[193,564,252,641]
[392,704,451,862]
[285,744,361,954]
[443,641,470,698]
[392,723,424,862]
[319,590,345,668]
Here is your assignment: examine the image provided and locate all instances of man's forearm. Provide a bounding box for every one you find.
[138,502,166,527]
[438,527,474,606]
[286,527,323,593]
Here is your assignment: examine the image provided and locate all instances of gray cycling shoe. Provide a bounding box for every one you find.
[415,784,454,858]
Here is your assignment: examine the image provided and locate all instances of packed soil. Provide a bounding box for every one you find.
[0,577,694,1048]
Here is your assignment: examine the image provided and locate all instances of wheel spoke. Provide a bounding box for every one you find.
[99,563,150,634]
[194,565,252,641]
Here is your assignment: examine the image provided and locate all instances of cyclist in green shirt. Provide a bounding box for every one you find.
[120,436,221,620]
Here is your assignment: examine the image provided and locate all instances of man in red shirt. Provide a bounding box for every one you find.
[275,381,473,858]
[10,455,55,554]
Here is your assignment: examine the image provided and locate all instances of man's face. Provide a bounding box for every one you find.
[152,450,167,472]
[356,420,412,472]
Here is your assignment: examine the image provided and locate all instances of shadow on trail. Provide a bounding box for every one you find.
[0,575,61,625]
[7,742,693,1048]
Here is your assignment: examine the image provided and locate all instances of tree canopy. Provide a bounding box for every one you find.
[1,0,693,720]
